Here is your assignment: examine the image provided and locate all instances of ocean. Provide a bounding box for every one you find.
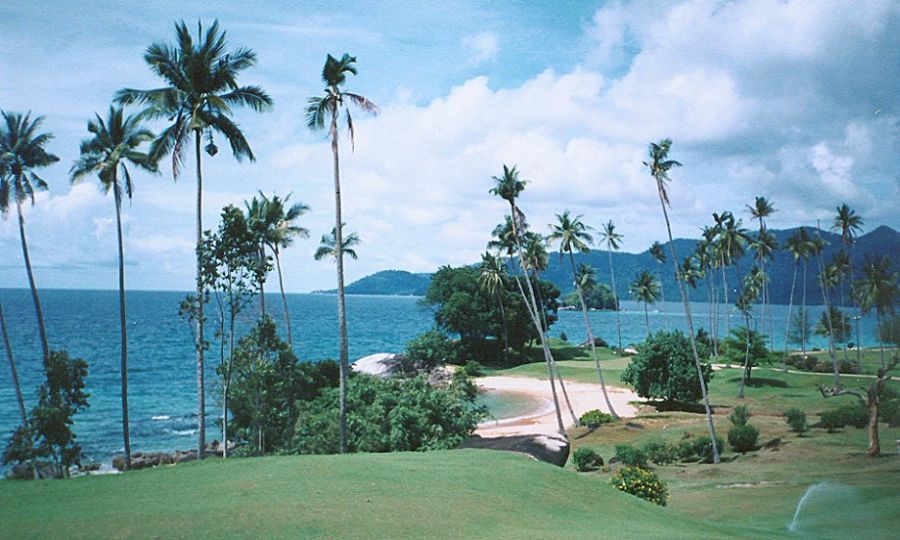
[0,288,879,466]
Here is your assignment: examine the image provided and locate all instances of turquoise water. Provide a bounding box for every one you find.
[0,288,879,466]
[476,391,545,421]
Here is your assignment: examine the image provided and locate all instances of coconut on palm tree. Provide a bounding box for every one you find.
[70,106,158,470]
[116,20,273,458]
[246,192,309,347]
[0,111,59,367]
[547,210,619,418]
[643,138,720,464]
[307,53,378,454]
[630,271,661,336]
[598,220,624,351]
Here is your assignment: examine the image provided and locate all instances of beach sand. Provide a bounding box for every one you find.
[475,376,639,437]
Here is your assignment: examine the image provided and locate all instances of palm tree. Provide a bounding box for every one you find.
[70,106,158,470]
[246,192,309,347]
[715,212,751,337]
[810,231,841,385]
[782,229,812,369]
[644,138,720,464]
[649,241,670,330]
[630,271,661,336]
[853,255,897,367]
[736,268,763,399]
[0,112,59,367]
[479,252,511,364]
[116,20,273,459]
[244,196,271,317]
[0,297,27,430]
[307,53,378,454]
[315,224,360,262]
[697,228,720,358]
[598,221,624,351]
[490,165,566,437]
[747,197,776,346]
[548,211,620,418]
[832,203,864,365]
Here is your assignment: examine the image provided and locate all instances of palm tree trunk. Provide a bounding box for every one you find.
[274,248,293,347]
[331,117,350,454]
[113,184,131,470]
[533,273,578,426]
[738,315,752,399]
[0,299,27,427]
[607,248,623,350]
[496,293,509,364]
[259,244,267,317]
[814,250,840,385]
[877,312,884,368]
[801,260,808,357]
[194,131,206,459]
[657,190,720,464]
[867,390,880,457]
[707,274,718,360]
[644,301,650,336]
[15,197,50,365]
[721,260,730,337]
[659,270,669,331]
[782,264,798,371]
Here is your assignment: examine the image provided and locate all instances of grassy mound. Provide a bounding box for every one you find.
[0,449,749,539]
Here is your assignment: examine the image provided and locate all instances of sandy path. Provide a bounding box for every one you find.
[475,376,639,437]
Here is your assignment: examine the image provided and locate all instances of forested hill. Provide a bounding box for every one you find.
[328,226,898,305]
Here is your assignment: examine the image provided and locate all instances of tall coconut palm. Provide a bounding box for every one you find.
[782,229,812,368]
[649,241,670,330]
[747,197,776,345]
[644,138,720,464]
[829,250,853,362]
[0,297,27,430]
[630,271,661,336]
[0,111,59,367]
[548,211,620,418]
[853,255,897,367]
[599,220,624,351]
[246,192,309,346]
[697,227,720,358]
[832,203,864,364]
[116,20,272,458]
[314,224,360,261]
[307,53,378,454]
[479,251,511,364]
[490,165,566,436]
[736,267,763,399]
[70,106,158,470]
[715,212,751,337]
[810,231,841,384]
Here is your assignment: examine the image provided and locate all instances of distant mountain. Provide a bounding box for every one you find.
[315,270,431,296]
[330,226,898,304]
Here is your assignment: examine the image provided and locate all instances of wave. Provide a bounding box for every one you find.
[165,428,197,436]
[151,415,170,421]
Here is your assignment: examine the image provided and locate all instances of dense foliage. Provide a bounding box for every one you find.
[391,329,458,376]
[621,331,713,404]
[572,447,603,471]
[610,466,668,506]
[424,265,559,365]
[728,425,759,453]
[2,351,90,478]
[290,372,486,454]
[722,328,770,379]
[579,409,615,427]
[614,444,649,468]
[561,283,617,310]
[784,408,808,435]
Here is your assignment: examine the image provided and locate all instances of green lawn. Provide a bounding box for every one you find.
[0,450,751,540]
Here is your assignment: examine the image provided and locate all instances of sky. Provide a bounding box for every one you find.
[1,0,898,292]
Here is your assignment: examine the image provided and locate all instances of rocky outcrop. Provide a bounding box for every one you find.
[352,353,398,377]
[461,433,570,467]
[112,440,236,471]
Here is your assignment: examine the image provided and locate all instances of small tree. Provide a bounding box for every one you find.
[621,331,713,405]
[3,350,90,478]
[788,308,811,353]
[784,408,808,435]
[722,327,769,385]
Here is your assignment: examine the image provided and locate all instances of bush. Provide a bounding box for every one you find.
[728,424,760,453]
[675,438,699,460]
[691,435,724,463]
[460,360,485,378]
[613,444,648,468]
[641,440,679,465]
[401,329,458,373]
[610,466,668,506]
[580,409,614,427]
[835,402,868,429]
[572,447,603,471]
[621,331,713,404]
[880,398,899,427]
[784,408,808,435]
[818,410,846,433]
[729,405,750,427]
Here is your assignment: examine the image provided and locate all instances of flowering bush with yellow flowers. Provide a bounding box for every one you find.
[610,466,668,506]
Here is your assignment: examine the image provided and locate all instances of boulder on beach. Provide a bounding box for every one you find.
[113,451,174,471]
[461,433,570,467]
[352,353,399,377]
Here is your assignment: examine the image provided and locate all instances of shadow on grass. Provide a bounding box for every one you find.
[651,400,715,414]
[726,376,789,388]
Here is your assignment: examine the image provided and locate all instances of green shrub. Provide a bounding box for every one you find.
[880,398,899,427]
[729,405,750,427]
[641,440,678,465]
[835,402,868,429]
[572,447,603,471]
[691,435,725,463]
[621,331,712,404]
[784,408,808,435]
[610,466,668,506]
[580,409,614,427]
[460,360,485,378]
[675,438,699,460]
[818,410,846,433]
[614,444,648,468]
[727,424,759,453]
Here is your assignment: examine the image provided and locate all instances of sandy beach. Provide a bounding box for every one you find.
[475,376,639,437]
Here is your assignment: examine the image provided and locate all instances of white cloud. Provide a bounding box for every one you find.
[462,31,499,65]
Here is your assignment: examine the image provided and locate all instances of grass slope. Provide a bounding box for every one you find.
[0,450,754,540]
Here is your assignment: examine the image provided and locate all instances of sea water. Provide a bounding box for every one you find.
[0,288,877,465]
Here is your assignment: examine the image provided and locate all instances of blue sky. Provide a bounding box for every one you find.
[1,0,898,292]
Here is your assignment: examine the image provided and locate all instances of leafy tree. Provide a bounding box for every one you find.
[815,306,851,348]
[290,372,486,454]
[70,106,157,470]
[0,111,59,366]
[788,308,811,352]
[117,20,273,458]
[307,52,379,455]
[621,331,713,405]
[3,351,90,478]
[784,408,808,435]
[396,329,458,376]
[561,283,617,310]
[630,270,661,336]
[643,138,720,463]
[722,327,769,384]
